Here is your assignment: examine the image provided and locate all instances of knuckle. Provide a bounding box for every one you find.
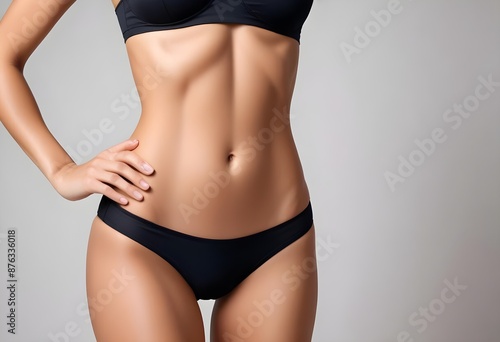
[116,162,128,173]
[90,158,104,170]
[101,184,113,196]
[108,173,120,183]
[99,149,111,159]
[100,149,115,161]
[86,165,97,177]
[114,151,124,160]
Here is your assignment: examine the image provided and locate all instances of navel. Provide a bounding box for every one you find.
[226,152,242,175]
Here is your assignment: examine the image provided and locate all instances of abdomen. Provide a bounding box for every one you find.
[118,24,310,238]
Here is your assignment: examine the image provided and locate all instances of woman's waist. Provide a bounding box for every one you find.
[129,105,299,184]
[130,173,310,237]
[115,135,309,238]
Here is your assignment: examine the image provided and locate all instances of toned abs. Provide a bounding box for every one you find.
[113,8,310,238]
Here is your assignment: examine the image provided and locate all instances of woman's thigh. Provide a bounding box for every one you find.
[86,217,205,342]
[210,225,318,342]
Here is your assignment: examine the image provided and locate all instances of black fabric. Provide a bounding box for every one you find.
[115,0,314,43]
[97,195,313,300]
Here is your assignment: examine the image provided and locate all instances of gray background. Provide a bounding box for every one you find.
[1,0,499,341]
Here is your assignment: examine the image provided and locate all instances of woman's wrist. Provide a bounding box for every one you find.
[46,159,76,191]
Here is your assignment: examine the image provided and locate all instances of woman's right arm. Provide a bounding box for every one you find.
[0,0,153,204]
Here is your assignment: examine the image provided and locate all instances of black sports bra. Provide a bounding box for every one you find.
[115,0,314,43]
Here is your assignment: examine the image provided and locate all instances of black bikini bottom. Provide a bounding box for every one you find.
[97,195,313,300]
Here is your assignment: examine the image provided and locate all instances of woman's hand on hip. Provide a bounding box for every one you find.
[52,139,154,204]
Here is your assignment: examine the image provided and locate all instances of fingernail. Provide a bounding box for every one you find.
[133,191,143,200]
[142,163,153,173]
[119,197,128,204]
[140,180,150,189]
[132,139,138,143]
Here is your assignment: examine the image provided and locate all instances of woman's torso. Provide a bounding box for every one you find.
[110,0,310,238]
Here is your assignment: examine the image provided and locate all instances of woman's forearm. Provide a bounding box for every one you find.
[0,62,74,184]
[0,0,76,186]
